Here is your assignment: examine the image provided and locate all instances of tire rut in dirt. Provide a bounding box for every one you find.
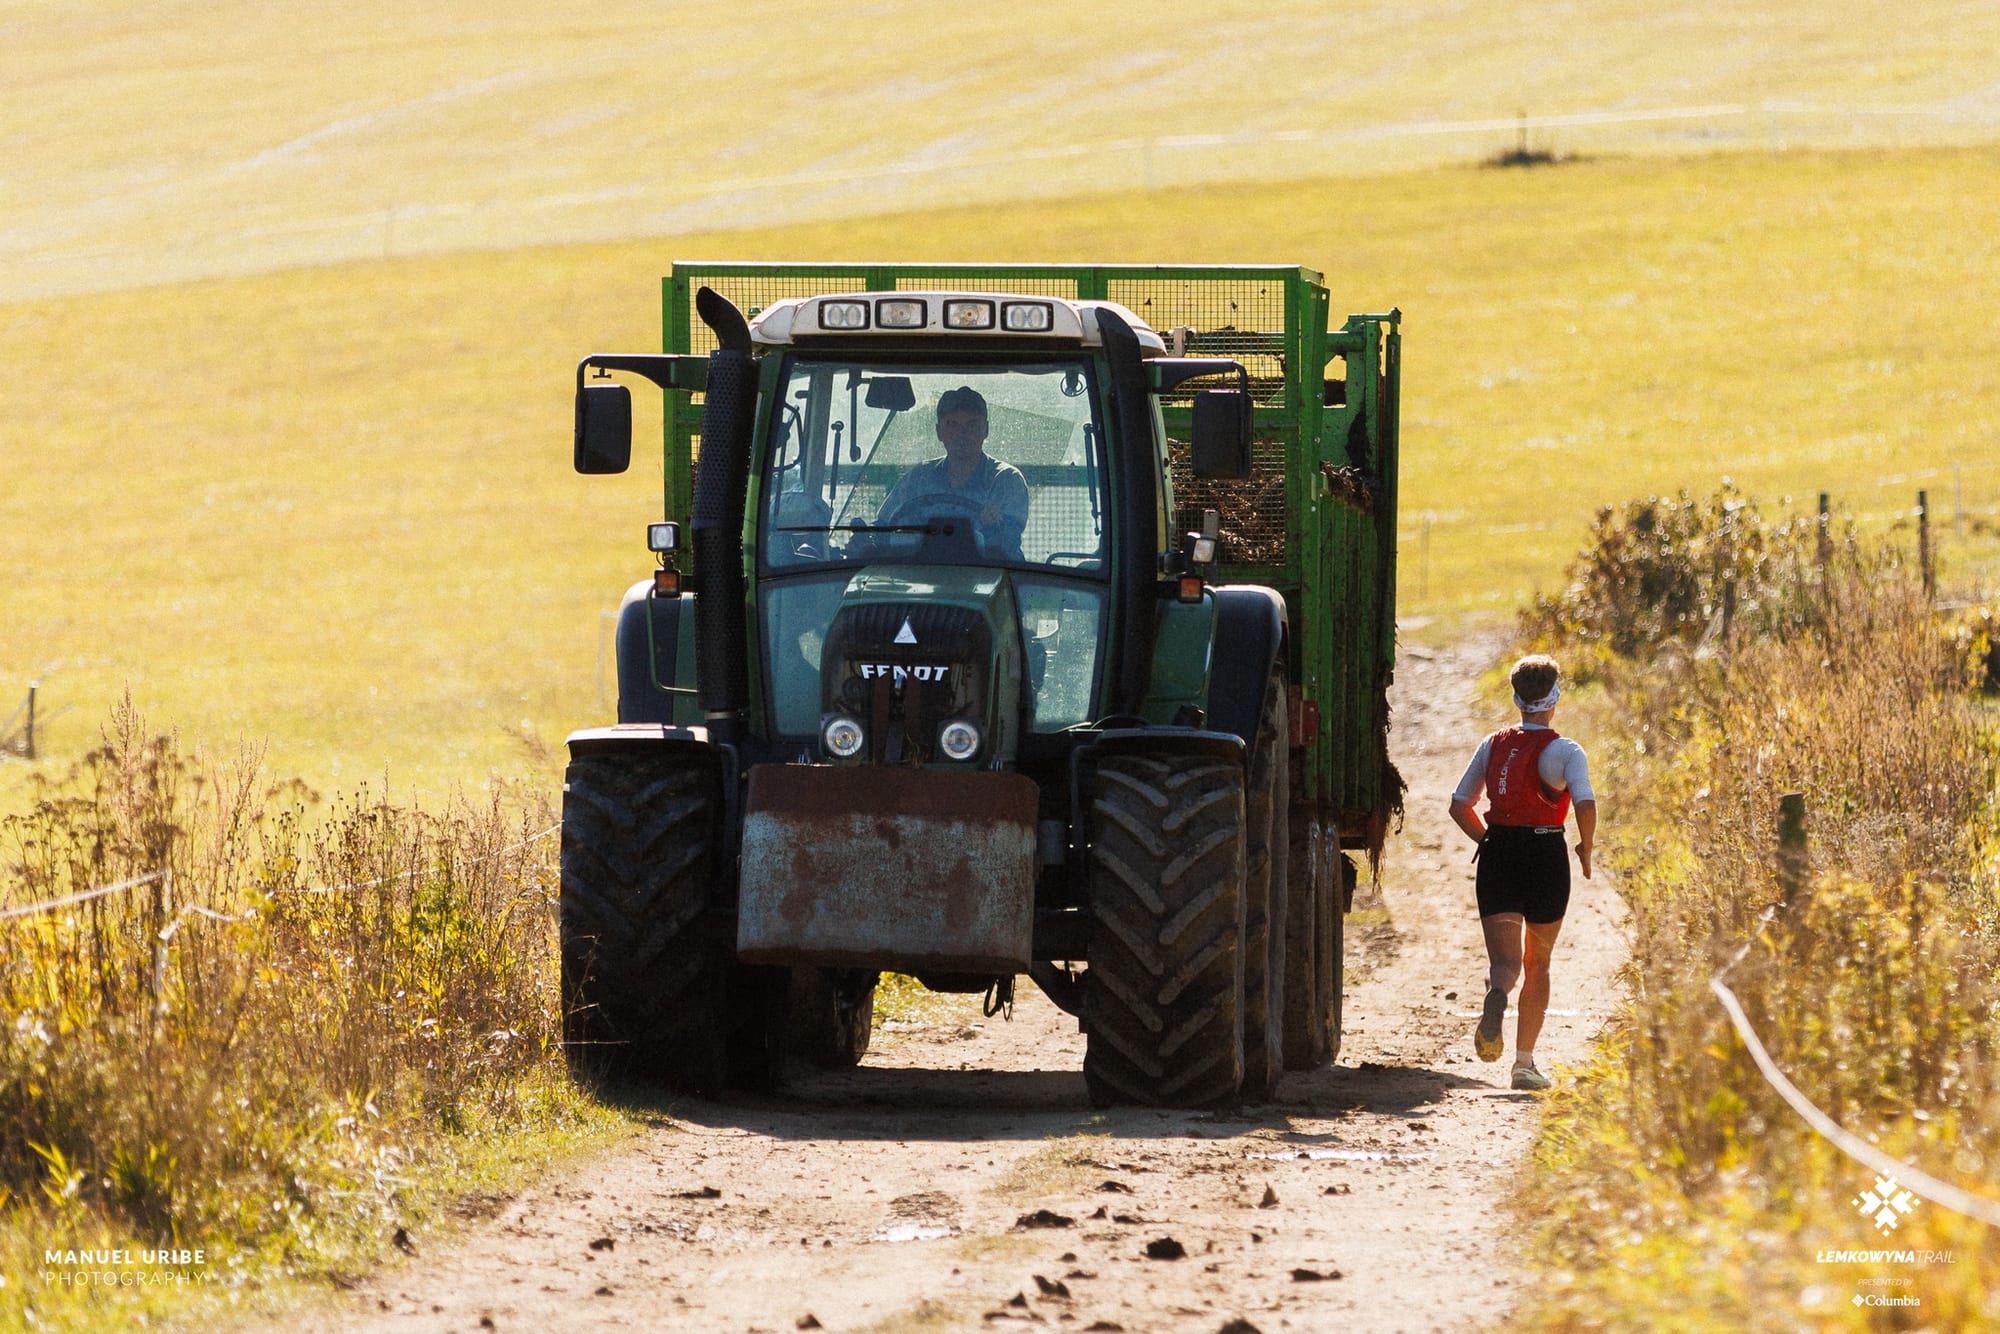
[1084,753,1246,1108]
[561,751,743,1093]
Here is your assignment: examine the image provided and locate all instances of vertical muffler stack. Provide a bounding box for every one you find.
[691,288,757,744]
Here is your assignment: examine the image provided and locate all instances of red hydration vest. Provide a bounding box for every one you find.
[1485,727,1571,828]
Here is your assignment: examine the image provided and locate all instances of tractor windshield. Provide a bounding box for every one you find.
[759,357,1107,573]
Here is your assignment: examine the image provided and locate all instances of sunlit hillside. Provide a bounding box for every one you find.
[4,147,1997,809]
[8,0,2000,299]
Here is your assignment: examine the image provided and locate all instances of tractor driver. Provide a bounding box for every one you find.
[875,386,1030,561]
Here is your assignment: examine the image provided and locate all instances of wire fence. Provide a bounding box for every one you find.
[1403,472,2000,604]
[1709,797,2000,1231]
[0,825,562,924]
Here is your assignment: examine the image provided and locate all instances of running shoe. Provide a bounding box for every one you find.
[1474,987,1507,1062]
[1511,1063,1552,1091]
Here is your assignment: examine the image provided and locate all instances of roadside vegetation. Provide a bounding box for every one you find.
[0,703,624,1331]
[1514,488,2000,1326]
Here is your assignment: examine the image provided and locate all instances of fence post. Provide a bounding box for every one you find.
[1816,493,1831,566]
[1777,792,1808,905]
[1917,490,1935,597]
[23,682,35,761]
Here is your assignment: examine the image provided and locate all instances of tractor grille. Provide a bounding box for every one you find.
[822,603,991,765]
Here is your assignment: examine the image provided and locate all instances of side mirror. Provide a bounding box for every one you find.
[575,382,633,474]
[1190,390,1253,479]
[864,376,916,412]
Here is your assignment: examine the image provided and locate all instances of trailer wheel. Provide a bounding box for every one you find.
[787,966,876,1068]
[1083,752,1247,1108]
[1242,681,1289,1099]
[1327,849,1351,1064]
[1282,808,1333,1069]
[561,750,735,1092]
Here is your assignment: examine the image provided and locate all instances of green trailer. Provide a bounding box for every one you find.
[562,262,1401,1107]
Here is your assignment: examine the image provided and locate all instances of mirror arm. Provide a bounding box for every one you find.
[575,354,709,395]
[1145,357,1245,394]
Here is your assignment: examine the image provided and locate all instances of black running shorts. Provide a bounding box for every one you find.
[1475,825,1571,924]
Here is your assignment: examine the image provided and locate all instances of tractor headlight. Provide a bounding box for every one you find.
[938,719,981,761]
[817,300,869,331]
[875,298,926,329]
[1001,301,1054,332]
[943,299,995,330]
[822,715,866,758]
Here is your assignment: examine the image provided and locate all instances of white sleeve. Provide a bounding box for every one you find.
[1538,738,1594,802]
[1451,737,1492,805]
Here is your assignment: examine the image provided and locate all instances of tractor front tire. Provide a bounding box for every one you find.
[1083,752,1247,1108]
[787,966,876,1069]
[561,750,734,1092]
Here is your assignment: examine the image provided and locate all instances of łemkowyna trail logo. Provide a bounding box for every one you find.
[1852,1176,1919,1235]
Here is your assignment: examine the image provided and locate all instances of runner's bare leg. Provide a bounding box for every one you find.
[1480,912,1525,995]
[1515,918,1565,1053]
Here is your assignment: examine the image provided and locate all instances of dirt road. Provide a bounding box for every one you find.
[325,635,1628,1334]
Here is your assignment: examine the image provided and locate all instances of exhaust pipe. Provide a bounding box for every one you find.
[692,288,757,744]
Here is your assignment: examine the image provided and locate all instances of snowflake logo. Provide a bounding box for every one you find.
[1852,1175,1919,1234]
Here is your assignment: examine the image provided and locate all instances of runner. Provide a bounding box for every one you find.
[1446,654,1597,1091]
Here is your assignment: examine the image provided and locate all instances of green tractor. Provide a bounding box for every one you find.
[563,264,1400,1107]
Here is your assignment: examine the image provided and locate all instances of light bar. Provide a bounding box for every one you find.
[1002,301,1054,332]
[818,300,869,330]
[875,298,926,328]
[943,299,995,330]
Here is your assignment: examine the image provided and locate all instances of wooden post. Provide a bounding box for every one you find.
[23,682,34,761]
[1816,492,1831,567]
[1718,507,1737,641]
[1918,490,1935,597]
[1777,792,1808,904]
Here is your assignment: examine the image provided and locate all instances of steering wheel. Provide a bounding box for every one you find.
[889,491,984,525]
[882,491,1013,560]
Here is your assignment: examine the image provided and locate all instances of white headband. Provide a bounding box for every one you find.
[1514,684,1560,713]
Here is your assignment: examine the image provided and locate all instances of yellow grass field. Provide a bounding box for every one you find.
[4,145,1998,809]
[10,1,2000,302]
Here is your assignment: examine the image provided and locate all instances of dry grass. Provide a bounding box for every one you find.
[0,699,618,1330]
[1514,495,2000,1326]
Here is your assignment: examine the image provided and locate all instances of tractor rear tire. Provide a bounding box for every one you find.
[787,966,876,1068]
[1241,681,1289,1100]
[1083,752,1247,1108]
[561,750,750,1093]
[1282,807,1333,1070]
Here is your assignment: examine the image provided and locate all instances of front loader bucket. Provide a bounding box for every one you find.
[737,764,1038,973]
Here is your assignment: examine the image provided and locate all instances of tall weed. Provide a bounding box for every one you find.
[0,699,595,1328]
[1517,489,2000,1326]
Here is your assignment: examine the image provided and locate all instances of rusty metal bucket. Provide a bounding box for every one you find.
[736,764,1039,973]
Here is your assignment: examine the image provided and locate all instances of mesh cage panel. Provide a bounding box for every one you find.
[896,275,1080,298]
[1169,437,1289,568]
[681,275,873,397]
[1105,279,1290,405]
